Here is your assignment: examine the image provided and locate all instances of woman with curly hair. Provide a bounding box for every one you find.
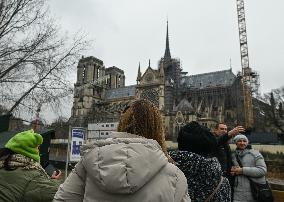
[117,99,167,155]
[54,99,190,202]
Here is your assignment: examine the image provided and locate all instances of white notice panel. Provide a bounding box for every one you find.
[70,127,85,162]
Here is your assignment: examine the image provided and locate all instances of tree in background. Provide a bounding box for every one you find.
[262,87,284,142]
[0,105,8,115]
[0,0,89,118]
[49,116,69,139]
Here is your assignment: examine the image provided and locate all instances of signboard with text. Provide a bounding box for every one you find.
[70,127,85,162]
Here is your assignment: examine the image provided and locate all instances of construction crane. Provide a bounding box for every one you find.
[236,0,259,129]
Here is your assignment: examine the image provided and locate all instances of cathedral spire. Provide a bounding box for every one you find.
[164,20,171,60]
[136,62,141,83]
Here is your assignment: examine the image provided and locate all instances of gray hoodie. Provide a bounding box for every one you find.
[54,132,190,202]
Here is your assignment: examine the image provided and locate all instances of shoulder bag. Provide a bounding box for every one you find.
[204,176,224,202]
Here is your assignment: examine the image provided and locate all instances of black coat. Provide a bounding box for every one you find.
[214,133,233,175]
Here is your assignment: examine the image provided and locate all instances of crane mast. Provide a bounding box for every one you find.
[236,0,256,129]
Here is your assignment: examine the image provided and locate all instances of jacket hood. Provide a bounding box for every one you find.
[81,132,168,194]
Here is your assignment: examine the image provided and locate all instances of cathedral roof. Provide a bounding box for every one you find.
[105,85,136,100]
[181,69,236,89]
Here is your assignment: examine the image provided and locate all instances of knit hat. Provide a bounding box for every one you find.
[177,121,217,156]
[5,129,43,162]
[233,134,249,144]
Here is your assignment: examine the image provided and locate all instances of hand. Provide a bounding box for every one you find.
[51,169,62,180]
[230,166,243,175]
[228,126,245,137]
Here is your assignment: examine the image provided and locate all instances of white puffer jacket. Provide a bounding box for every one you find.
[54,132,190,202]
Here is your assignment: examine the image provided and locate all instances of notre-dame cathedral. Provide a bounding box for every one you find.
[70,22,264,141]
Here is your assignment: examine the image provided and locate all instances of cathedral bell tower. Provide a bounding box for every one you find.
[71,56,106,126]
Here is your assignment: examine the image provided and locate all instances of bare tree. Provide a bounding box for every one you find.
[49,116,69,139]
[0,0,89,117]
[0,104,8,115]
[262,87,284,140]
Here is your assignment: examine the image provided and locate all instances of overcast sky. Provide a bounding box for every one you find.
[46,0,284,121]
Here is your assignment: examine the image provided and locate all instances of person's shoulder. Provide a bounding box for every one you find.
[163,161,187,182]
[169,150,200,163]
[161,156,181,172]
[247,148,262,158]
[160,162,190,201]
[8,168,51,185]
[206,157,222,172]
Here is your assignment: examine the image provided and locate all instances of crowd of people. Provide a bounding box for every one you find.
[0,99,271,202]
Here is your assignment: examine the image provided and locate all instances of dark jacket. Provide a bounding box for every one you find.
[169,150,231,202]
[215,133,233,176]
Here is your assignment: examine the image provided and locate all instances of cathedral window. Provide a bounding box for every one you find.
[82,65,86,83]
[141,88,159,107]
[93,64,97,81]
[117,75,121,87]
[107,76,111,88]
[97,67,100,79]
[226,112,231,118]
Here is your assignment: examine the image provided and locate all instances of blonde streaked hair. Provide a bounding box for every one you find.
[117,99,167,156]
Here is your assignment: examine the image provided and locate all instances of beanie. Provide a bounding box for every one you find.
[5,129,43,162]
[177,121,217,156]
[233,134,249,144]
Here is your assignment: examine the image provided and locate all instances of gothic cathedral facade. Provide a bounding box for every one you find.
[70,22,264,141]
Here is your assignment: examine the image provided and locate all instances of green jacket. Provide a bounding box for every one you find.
[0,168,60,202]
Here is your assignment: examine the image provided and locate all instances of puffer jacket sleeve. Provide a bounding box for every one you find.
[23,173,60,202]
[242,150,267,178]
[174,166,191,202]
[53,160,86,202]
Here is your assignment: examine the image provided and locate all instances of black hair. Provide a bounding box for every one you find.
[177,121,217,157]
